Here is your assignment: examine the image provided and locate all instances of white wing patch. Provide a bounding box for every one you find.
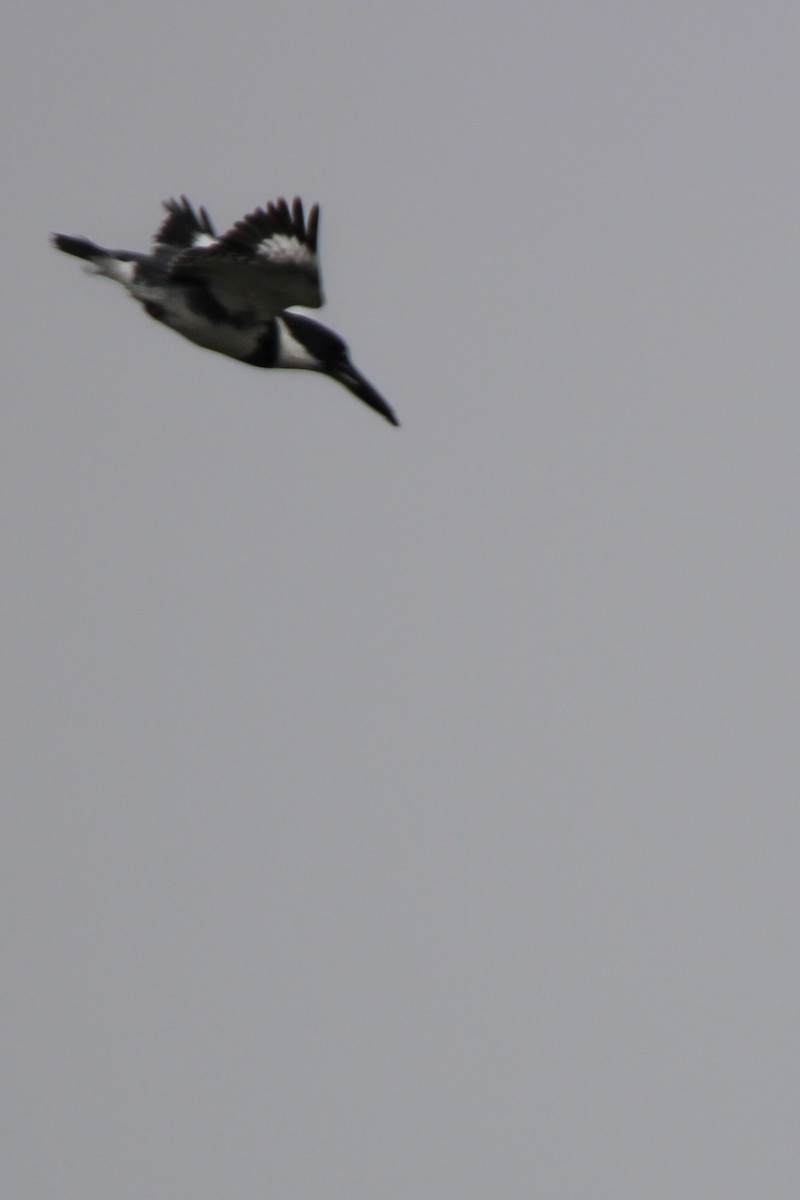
[254,232,316,268]
[191,232,218,250]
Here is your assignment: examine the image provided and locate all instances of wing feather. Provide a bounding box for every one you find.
[154,196,217,251]
[168,196,323,317]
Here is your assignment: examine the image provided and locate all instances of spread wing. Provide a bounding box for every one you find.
[167,196,323,317]
[153,196,217,252]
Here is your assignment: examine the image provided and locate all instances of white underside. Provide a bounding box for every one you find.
[86,256,138,286]
[94,260,264,359]
[151,292,263,358]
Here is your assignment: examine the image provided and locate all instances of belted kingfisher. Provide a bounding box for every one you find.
[52,195,399,426]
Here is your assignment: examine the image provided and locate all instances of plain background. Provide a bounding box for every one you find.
[3,2,799,1197]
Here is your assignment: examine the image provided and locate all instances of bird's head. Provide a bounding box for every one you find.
[278,311,399,427]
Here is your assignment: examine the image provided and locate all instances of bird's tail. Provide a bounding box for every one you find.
[52,233,106,262]
[51,233,139,286]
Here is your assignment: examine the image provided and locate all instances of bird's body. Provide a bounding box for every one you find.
[52,196,398,426]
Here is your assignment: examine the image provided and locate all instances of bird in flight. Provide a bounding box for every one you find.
[52,195,399,426]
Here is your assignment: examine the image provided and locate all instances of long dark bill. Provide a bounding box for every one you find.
[331,361,400,427]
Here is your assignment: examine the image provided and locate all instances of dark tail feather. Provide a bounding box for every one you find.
[51,233,105,261]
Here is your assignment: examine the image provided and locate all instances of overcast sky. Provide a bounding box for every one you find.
[3,2,800,1198]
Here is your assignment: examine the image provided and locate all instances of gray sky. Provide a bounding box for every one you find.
[4,2,800,1197]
